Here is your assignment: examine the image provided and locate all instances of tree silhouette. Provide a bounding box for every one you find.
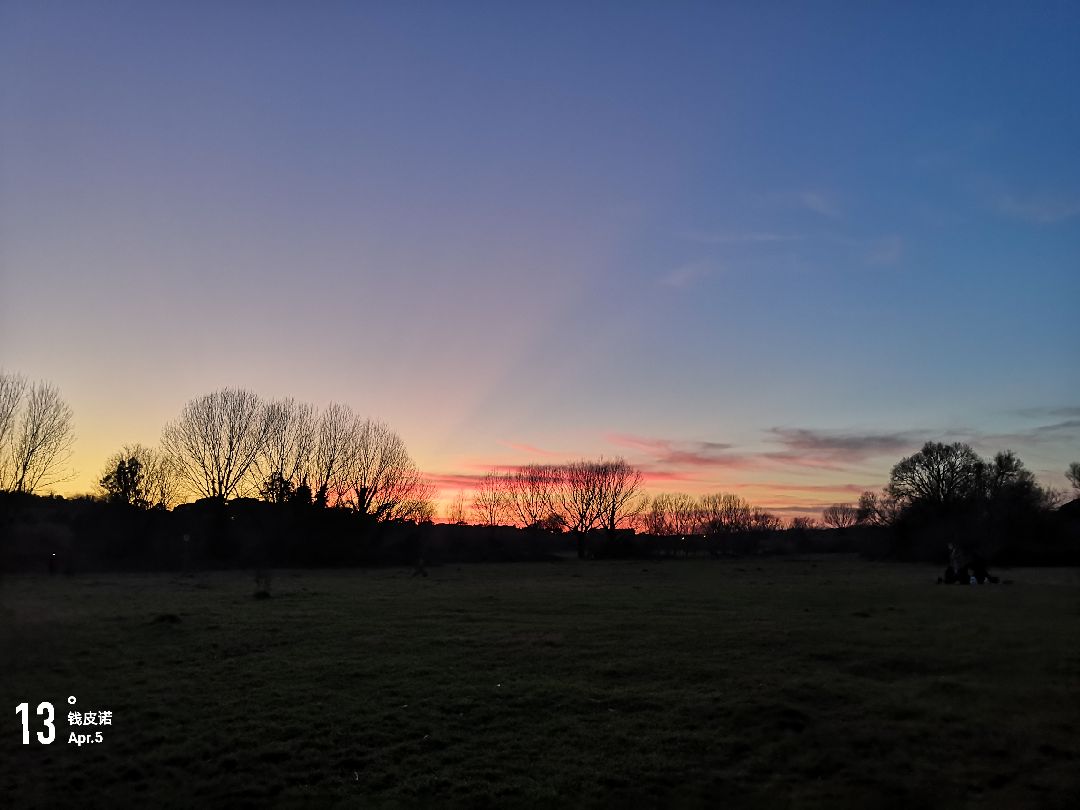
[98,443,178,509]
[856,489,902,526]
[595,457,644,533]
[978,450,1060,522]
[250,398,316,502]
[821,503,859,528]
[338,419,434,522]
[310,402,358,507]
[982,451,1042,504]
[699,492,752,534]
[161,388,271,501]
[259,471,295,505]
[642,493,670,535]
[0,375,75,494]
[445,491,468,524]
[505,464,558,528]
[471,469,507,526]
[0,372,27,489]
[101,456,144,506]
[888,442,983,511]
[645,492,699,535]
[1067,462,1080,495]
[749,508,783,532]
[555,460,603,536]
[0,373,25,462]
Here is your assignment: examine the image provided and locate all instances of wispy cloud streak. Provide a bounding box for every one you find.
[605,433,747,467]
[995,193,1080,224]
[763,427,920,468]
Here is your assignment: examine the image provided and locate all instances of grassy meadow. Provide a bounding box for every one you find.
[2,557,1079,808]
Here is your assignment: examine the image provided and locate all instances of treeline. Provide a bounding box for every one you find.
[1,372,1078,570]
[817,443,1079,565]
[465,469,782,534]
[0,372,437,520]
[132,389,436,522]
[0,489,829,573]
[0,492,578,573]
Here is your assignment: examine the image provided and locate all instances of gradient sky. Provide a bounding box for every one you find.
[2,1,1078,518]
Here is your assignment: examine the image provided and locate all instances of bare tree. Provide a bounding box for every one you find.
[888,441,982,509]
[749,507,783,532]
[821,503,859,528]
[555,460,604,536]
[338,419,434,522]
[471,469,508,526]
[250,398,316,503]
[698,492,751,535]
[639,492,699,535]
[505,464,558,528]
[1,377,75,493]
[0,372,26,443]
[98,443,178,509]
[1067,462,1080,495]
[666,493,701,535]
[445,491,468,524]
[595,457,644,532]
[856,489,902,526]
[789,516,818,530]
[413,500,436,524]
[0,372,28,488]
[642,493,669,535]
[552,460,612,558]
[161,388,271,501]
[309,402,358,507]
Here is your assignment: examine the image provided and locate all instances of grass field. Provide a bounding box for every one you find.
[2,557,1079,808]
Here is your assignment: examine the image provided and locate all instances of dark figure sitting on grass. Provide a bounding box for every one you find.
[968,552,999,584]
[939,543,999,585]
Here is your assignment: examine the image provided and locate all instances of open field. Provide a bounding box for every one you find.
[2,558,1079,808]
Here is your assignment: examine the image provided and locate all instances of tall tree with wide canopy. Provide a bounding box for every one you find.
[161,388,271,501]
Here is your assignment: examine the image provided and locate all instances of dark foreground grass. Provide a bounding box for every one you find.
[2,558,1078,808]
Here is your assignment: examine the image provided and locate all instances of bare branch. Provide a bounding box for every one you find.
[555,460,604,535]
[338,418,434,522]
[821,503,859,528]
[161,388,270,501]
[445,491,468,524]
[249,398,316,502]
[471,469,508,526]
[0,371,28,488]
[98,443,179,509]
[595,457,644,532]
[4,378,75,493]
[310,402,359,507]
[504,464,558,528]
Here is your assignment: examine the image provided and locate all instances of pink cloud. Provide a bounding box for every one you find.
[605,433,751,468]
[424,472,495,491]
[730,481,879,495]
[638,467,703,484]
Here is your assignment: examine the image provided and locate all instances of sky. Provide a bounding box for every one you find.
[2,1,1078,519]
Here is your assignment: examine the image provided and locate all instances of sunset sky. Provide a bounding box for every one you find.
[2,2,1078,518]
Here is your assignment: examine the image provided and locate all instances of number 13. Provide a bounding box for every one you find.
[16,702,55,744]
